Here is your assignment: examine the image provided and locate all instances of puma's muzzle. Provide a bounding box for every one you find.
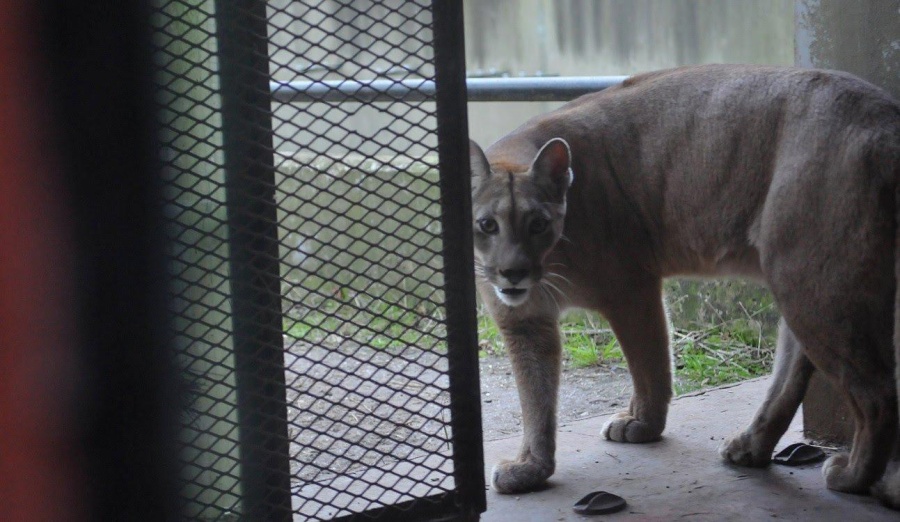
[494,285,531,306]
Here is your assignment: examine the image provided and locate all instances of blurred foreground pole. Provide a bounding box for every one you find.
[0,0,182,520]
[0,2,81,521]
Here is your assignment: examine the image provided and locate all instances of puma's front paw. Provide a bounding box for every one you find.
[491,457,554,494]
[719,431,771,467]
[601,412,662,443]
[822,453,868,494]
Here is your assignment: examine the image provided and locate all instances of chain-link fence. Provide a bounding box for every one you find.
[153,1,483,520]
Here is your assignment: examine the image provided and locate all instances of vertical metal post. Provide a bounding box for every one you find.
[215,1,293,520]
[432,1,487,518]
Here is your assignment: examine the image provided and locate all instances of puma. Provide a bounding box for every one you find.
[469,64,900,505]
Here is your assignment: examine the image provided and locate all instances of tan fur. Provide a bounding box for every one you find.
[469,64,900,504]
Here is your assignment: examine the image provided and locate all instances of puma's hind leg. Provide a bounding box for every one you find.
[600,279,672,443]
[720,319,814,467]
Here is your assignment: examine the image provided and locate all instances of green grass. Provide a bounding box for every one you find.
[477,312,504,357]
[476,308,626,367]
[559,311,623,369]
[285,278,776,395]
[475,280,778,395]
[671,322,771,394]
[284,288,446,352]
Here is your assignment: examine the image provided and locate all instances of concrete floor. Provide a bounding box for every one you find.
[481,378,898,521]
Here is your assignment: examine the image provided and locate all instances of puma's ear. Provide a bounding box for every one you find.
[531,138,573,201]
[469,139,492,190]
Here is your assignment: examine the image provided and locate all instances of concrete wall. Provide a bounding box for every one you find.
[795,0,900,444]
[796,0,899,97]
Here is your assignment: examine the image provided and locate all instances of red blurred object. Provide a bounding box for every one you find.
[0,3,82,521]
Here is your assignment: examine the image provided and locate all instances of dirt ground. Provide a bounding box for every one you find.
[478,354,634,440]
[284,341,635,480]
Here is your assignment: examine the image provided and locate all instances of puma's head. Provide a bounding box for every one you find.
[469,137,573,307]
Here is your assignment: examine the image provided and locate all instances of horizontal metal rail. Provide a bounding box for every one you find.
[271,76,629,103]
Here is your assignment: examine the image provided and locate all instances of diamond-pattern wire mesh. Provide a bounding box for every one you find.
[153,2,244,518]
[153,1,464,520]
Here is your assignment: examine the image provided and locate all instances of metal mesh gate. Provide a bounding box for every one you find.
[152,1,483,520]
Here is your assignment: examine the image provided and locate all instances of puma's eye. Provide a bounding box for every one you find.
[478,218,499,234]
[529,218,549,235]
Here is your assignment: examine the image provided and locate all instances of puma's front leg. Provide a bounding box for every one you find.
[600,279,672,443]
[491,318,562,494]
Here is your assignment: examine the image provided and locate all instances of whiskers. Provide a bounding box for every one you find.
[539,264,572,314]
[473,259,488,282]
[538,284,561,314]
[544,268,573,288]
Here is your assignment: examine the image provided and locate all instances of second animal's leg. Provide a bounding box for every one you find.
[491,318,562,494]
[821,377,897,494]
[601,279,672,443]
[872,430,900,508]
[720,318,814,466]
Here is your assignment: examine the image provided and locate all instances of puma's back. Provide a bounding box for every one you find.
[478,65,900,287]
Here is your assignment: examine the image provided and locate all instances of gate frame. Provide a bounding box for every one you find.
[210,0,487,520]
[215,0,294,520]
[432,1,487,519]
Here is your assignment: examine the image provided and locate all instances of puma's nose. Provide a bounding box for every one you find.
[499,268,529,285]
